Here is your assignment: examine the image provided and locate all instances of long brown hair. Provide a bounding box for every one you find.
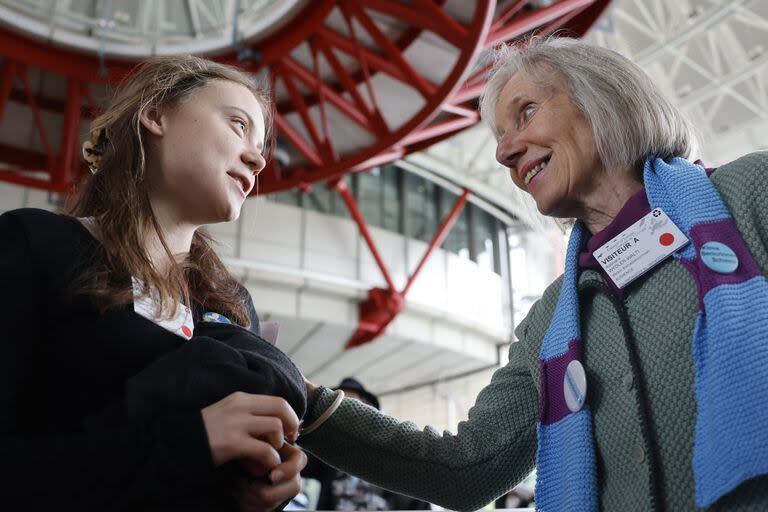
[71,55,274,327]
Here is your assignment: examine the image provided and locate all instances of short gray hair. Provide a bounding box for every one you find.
[479,37,697,172]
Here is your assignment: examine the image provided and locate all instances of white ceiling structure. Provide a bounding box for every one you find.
[409,0,768,230]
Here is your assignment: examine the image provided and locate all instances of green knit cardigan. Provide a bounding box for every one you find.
[299,152,768,511]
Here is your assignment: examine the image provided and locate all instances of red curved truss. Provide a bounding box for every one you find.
[0,0,610,194]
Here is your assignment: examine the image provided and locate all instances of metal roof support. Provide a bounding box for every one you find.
[0,60,17,120]
[400,116,479,147]
[635,0,748,66]
[333,178,398,293]
[341,1,438,98]
[401,188,470,297]
[281,55,374,134]
[332,177,470,349]
[486,0,597,47]
[16,64,54,168]
[272,97,325,167]
[0,0,607,195]
[491,0,529,33]
[359,0,469,47]
[312,35,390,136]
[54,79,83,187]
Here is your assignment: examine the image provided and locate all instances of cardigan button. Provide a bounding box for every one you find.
[634,444,646,465]
[623,374,634,391]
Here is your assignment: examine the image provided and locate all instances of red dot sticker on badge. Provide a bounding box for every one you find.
[181,325,192,338]
[659,233,675,246]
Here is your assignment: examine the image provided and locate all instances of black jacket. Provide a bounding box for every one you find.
[0,208,304,511]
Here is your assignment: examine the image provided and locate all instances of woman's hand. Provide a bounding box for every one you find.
[201,392,299,468]
[233,443,308,512]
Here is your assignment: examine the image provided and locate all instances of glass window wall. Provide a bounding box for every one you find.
[404,172,438,243]
[441,191,470,260]
[473,209,500,273]
[265,163,510,276]
[356,167,383,227]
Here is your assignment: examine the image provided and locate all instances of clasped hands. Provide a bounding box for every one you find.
[202,392,308,512]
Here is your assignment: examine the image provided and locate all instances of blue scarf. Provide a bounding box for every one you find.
[535,156,768,510]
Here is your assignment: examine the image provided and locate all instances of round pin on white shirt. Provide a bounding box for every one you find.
[564,360,587,413]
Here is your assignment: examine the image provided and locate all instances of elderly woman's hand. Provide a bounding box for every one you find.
[233,443,308,512]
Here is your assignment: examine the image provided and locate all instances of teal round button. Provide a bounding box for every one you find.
[700,241,739,274]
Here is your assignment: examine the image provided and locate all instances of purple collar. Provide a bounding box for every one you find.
[578,189,650,294]
[578,162,715,295]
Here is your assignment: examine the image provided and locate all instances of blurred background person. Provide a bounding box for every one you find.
[303,378,431,511]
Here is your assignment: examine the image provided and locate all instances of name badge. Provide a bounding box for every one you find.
[594,208,689,289]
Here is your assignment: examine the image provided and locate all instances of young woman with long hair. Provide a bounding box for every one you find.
[0,55,306,511]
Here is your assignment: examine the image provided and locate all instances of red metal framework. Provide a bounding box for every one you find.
[0,0,610,194]
[331,177,470,349]
[0,0,611,346]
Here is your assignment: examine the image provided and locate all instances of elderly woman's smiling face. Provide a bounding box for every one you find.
[494,70,604,219]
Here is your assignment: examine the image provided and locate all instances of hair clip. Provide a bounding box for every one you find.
[82,129,107,174]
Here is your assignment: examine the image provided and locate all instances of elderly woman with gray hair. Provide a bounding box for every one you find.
[298,37,768,511]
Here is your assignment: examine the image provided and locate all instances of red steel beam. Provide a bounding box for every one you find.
[273,112,324,167]
[452,82,487,104]
[490,0,529,33]
[358,0,468,47]
[276,0,449,118]
[312,34,390,136]
[486,0,596,47]
[559,0,612,36]
[338,184,472,349]
[399,115,479,147]
[281,55,376,133]
[317,26,410,84]
[333,179,398,292]
[440,103,479,118]
[538,3,593,37]
[8,88,93,119]
[452,0,611,105]
[0,28,130,82]
[257,0,493,193]
[0,1,497,194]
[55,79,82,186]
[342,0,438,98]
[0,60,17,119]
[337,9,388,143]
[402,189,470,297]
[278,66,331,163]
[16,65,54,166]
[218,0,336,69]
[0,0,611,196]
[310,42,338,163]
[0,142,47,168]
[349,146,406,172]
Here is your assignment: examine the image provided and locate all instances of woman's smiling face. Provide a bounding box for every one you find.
[493,70,605,219]
[145,79,267,226]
